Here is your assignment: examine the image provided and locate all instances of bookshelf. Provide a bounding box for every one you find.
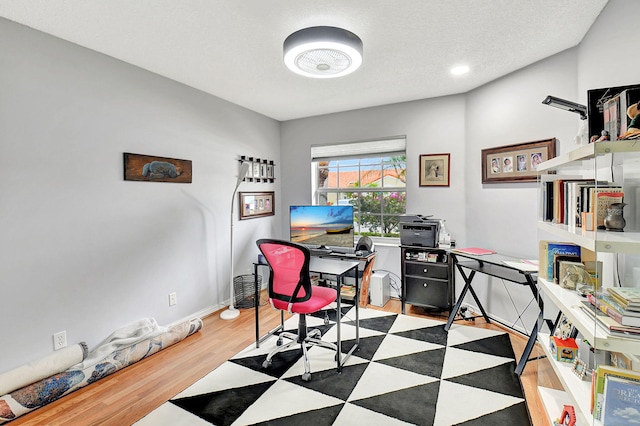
[536,141,640,424]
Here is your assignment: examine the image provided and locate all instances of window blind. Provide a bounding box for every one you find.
[311,136,406,162]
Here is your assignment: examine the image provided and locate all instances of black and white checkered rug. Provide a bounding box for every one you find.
[136,307,531,425]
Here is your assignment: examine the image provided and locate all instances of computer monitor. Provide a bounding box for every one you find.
[289,205,354,249]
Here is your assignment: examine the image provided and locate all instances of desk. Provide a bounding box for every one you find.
[444,251,541,376]
[253,256,360,372]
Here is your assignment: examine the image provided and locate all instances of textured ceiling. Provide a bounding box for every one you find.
[0,0,608,121]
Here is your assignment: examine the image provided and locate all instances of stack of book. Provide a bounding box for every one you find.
[582,287,640,336]
[340,284,356,300]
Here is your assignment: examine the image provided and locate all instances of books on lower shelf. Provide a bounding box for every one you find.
[594,364,640,421]
[579,301,640,337]
[601,374,640,425]
[588,293,640,327]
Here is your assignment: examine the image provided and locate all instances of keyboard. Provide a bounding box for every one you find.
[309,248,332,256]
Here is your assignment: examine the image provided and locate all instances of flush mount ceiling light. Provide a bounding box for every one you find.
[284,26,363,78]
[542,95,587,120]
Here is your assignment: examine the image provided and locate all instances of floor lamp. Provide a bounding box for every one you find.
[220,161,251,320]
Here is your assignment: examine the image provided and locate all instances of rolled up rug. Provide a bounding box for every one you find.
[0,318,203,424]
[0,343,88,396]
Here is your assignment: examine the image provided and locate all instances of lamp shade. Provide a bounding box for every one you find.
[284,26,363,78]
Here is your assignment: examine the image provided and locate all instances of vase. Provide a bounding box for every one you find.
[604,202,626,232]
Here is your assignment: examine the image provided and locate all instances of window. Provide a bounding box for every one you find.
[312,137,406,238]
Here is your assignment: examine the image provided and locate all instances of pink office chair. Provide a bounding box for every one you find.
[256,239,337,381]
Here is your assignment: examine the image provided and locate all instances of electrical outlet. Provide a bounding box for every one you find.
[53,331,67,350]
[168,292,177,306]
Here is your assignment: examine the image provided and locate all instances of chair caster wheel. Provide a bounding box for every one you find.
[301,372,311,382]
[262,360,271,369]
[277,338,283,346]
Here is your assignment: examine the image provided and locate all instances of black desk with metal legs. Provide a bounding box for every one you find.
[444,251,541,376]
[253,257,360,372]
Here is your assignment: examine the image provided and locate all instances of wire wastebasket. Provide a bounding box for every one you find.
[234,274,261,308]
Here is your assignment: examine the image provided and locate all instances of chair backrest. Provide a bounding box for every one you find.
[256,239,312,305]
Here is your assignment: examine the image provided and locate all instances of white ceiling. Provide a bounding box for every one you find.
[0,0,608,121]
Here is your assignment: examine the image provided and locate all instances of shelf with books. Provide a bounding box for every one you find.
[539,278,640,354]
[536,132,640,424]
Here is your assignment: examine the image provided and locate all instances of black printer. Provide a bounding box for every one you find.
[399,214,440,248]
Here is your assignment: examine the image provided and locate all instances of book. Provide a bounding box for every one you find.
[594,364,640,420]
[607,290,640,311]
[600,293,640,316]
[545,242,581,281]
[542,180,554,222]
[609,287,640,304]
[564,179,598,226]
[604,95,620,141]
[584,260,603,291]
[580,301,640,336]
[588,293,640,327]
[601,374,640,425]
[557,260,584,289]
[589,187,623,228]
[582,184,621,216]
[453,247,496,255]
[618,88,640,139]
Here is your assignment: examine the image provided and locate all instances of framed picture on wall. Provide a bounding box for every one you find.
[419,153,450,187]
[239,191,275,220]
[481,138,556,183]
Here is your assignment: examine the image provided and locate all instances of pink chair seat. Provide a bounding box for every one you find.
[271,285,336,314]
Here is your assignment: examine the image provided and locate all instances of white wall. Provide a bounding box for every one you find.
[0,18,280,372]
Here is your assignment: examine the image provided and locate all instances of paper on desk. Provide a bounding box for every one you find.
[503,259,539,272]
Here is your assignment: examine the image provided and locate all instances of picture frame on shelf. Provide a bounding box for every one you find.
[572,358,588,380]
[252,160,261,179]
[481,138,556,183]
[239,191,275,220]
[551,312,578,340]
[419,153,450,187]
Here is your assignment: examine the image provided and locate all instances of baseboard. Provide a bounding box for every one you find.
[167,303,226,328]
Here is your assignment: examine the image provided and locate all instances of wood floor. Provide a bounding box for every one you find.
[10,297,561,426]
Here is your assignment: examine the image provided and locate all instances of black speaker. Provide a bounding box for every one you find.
[356,236,374,252]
